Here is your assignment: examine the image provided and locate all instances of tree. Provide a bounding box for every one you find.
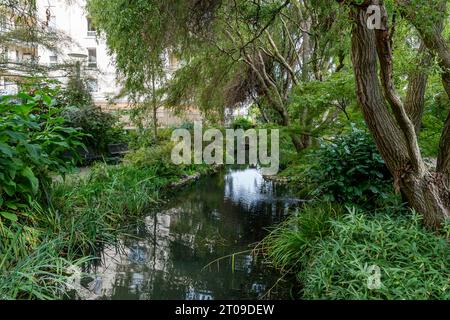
[341,0,449,229]
[87,0,174,142]
[0,0,73,81]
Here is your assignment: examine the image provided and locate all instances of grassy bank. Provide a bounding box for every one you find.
[260,127,449,300]
[261,203,449,299]
[0,144,212,300]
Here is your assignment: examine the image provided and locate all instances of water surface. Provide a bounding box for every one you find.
[86,167,301,300]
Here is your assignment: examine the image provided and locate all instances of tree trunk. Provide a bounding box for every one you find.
[290,133,311,153]
[405,43,431,134]
[153,105,158,142]
[397,0,450,99]
[151,71,158,143]
[349,2,449,230]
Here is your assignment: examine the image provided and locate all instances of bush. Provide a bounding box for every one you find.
[124,143,180,175]
[0,92,83,222]
[62,105,126,155]
[0,91,86,300]
[232,116,254,130]
[304,126,392,207]
[60,70,127,156]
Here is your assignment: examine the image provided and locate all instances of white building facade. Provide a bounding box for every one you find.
[36,0,128,109]
[1,0,202,126]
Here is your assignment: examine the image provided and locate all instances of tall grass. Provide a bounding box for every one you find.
[262,203,449,300]
[0,227,89,300]
[1,143,212,299]
[260,202,343,272]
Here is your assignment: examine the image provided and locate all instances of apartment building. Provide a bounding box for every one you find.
[36,0,128,109]
[0,0,202,126]
[0,6,38,95]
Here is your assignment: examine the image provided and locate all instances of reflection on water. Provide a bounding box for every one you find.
[84,167,302,300]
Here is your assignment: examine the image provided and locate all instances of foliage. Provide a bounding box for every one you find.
[178,122,195,131]
[301,126,393,207]
[56,67,127,155]
[302,209,449,300]
[0,234,89,300]
[261,202,343,272]
[61,71,94,108]
[419,78,449,157]
[124,140,211,176]
[263,203,449,300]
[0,92,83,222]
[287,68,358,136]
[88,0,350,137]
[232,116,254,130]
[87,0,171,132]
[0,90,89,300]
[62,105,126,155]
[124,143,179,176]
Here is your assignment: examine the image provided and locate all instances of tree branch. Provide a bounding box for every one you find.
[374,3,425,175]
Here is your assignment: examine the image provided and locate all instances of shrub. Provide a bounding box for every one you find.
[62,105,125,154]
[232,116,254,130]
[0,91,87,300]
[179,122,195,130]
[124,143,180,175]
[305,126,392,207]
[61,72,94,108]
[0,92,83,222]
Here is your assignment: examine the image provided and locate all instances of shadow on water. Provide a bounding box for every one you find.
[83,167,303,300]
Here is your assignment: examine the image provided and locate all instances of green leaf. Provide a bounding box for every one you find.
[24,143,41,162]
[0,211,18,222]
[16,92,33,101]
[21,167,39,194]
[5,201,18,210]
[15,103,35,116]
[42,94,52,105]
[0,142,13,157]
[4,130,27,142]
[3,182,16,196]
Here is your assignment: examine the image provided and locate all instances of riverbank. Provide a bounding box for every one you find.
[0,150,215,299]
[259,129,449,300]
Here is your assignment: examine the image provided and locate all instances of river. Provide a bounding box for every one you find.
[81,167,302,300]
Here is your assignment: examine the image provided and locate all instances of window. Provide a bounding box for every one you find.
[87,79,98,92]
[87,48,97,68]
[22,53,32,62]
[87,18,96,37]
[49,53,58,65]
[0,15,7,31]
[15,50,20,62]
[0,47,8,61]
[48,15,56,31]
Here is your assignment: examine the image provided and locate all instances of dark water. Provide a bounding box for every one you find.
[84,167,302,300]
